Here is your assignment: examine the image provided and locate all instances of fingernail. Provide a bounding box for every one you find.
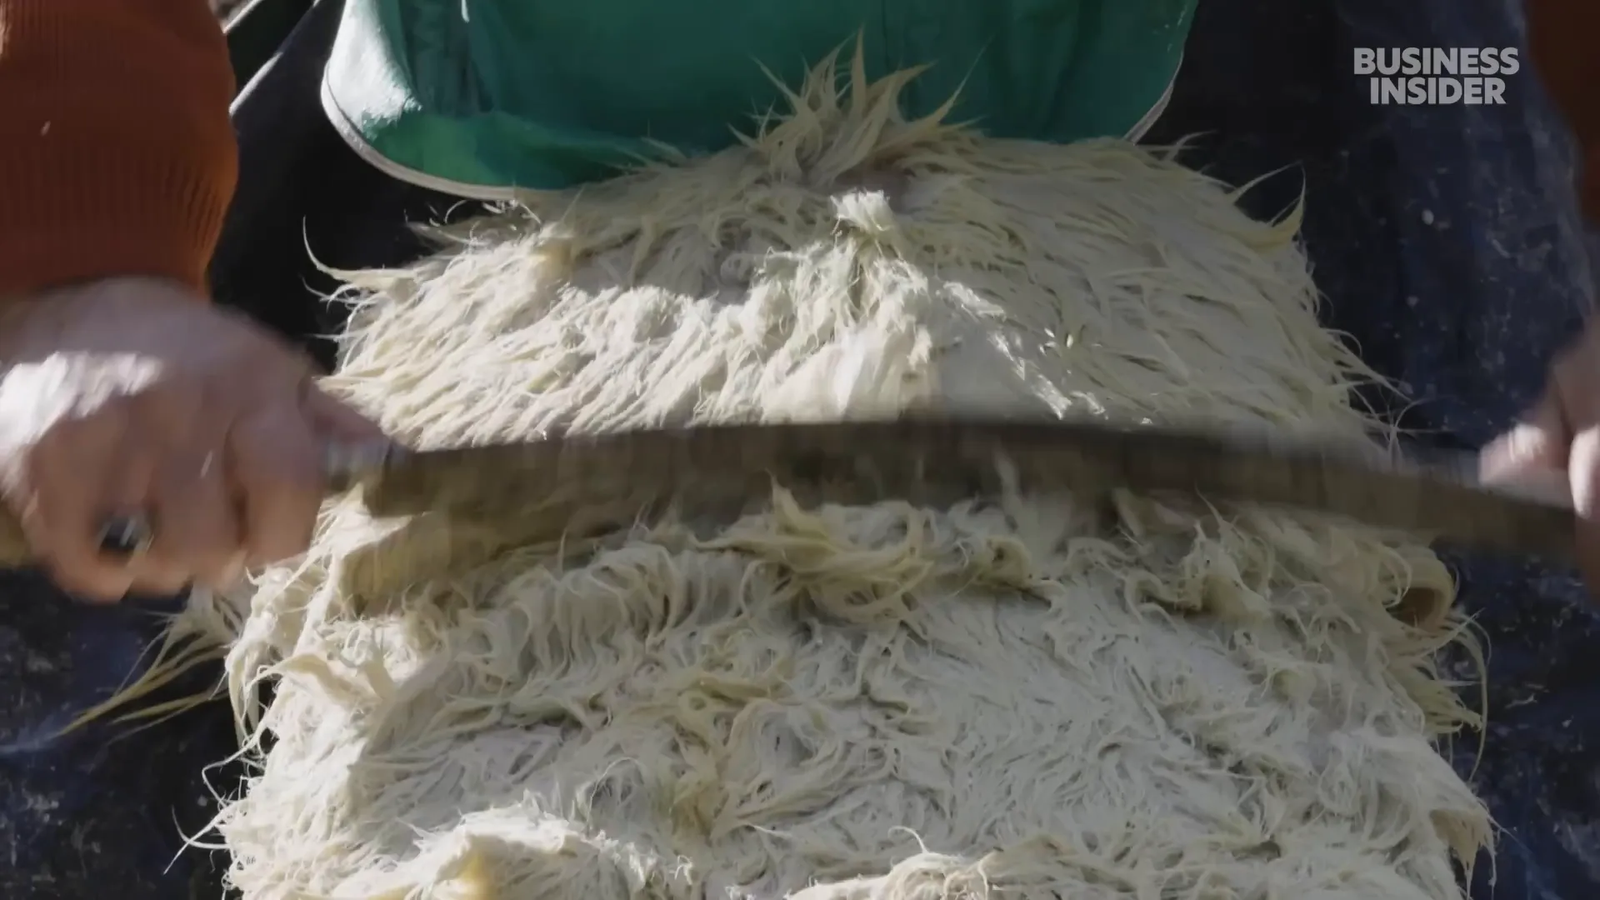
[1509,421,1548,452]
[1482,424,1547,480]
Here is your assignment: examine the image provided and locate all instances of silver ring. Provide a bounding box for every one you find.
[97,515,155,561]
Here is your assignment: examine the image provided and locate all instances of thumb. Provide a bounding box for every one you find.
[301,385,390,445]
[1481,389,1571,503]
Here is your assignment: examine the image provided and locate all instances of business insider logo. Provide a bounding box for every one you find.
[1354,47,1519,105]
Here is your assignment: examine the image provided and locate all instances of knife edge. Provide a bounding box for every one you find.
[344,419,1576,562]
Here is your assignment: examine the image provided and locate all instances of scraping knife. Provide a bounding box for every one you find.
[0,417,1576,569]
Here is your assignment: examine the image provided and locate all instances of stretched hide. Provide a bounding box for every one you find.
[187,54,1490,899]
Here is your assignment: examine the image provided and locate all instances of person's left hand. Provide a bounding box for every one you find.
[1481,316,1600,591]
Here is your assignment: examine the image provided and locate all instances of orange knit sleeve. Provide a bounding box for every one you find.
[1525,0,1600,221]
[0,0,237,299]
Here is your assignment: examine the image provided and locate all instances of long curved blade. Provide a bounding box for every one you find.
[342,418,1575,562]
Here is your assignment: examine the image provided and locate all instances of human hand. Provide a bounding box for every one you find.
[0,277,385,602]
[1481,317,1600,590]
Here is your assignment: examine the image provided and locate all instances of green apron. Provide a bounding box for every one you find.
[321,0,1197,199]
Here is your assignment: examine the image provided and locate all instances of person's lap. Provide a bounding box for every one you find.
[1148,0,1600,895]
[0,577,235,898]
[3,0,1595,896]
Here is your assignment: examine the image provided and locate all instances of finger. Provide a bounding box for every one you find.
[1549,333,1600,594]
[1570,424,1600,592]
[227,404,325,567]
[0,492,130,602]
[31,433,153,603]
[1553,339,1600,506]
[302,386,388,443]
[1481,387,1569,483]
[134,446,245,594]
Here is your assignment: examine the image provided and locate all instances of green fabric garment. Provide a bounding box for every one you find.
[321,0,1196,198]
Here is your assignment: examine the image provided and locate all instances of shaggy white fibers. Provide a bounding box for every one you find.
[182,49,1490,900]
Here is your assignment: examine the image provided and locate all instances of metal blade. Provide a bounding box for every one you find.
[337,418,1576,561]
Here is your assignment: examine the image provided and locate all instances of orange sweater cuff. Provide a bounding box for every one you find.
[0,0,238,300]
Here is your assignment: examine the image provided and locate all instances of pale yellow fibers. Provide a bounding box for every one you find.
[171,46,1488,900]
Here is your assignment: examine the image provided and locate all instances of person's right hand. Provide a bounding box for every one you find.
[1481,316,1600,593]
[0,276,387,602]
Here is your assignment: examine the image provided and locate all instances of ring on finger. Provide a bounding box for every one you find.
[97,514,156,562]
